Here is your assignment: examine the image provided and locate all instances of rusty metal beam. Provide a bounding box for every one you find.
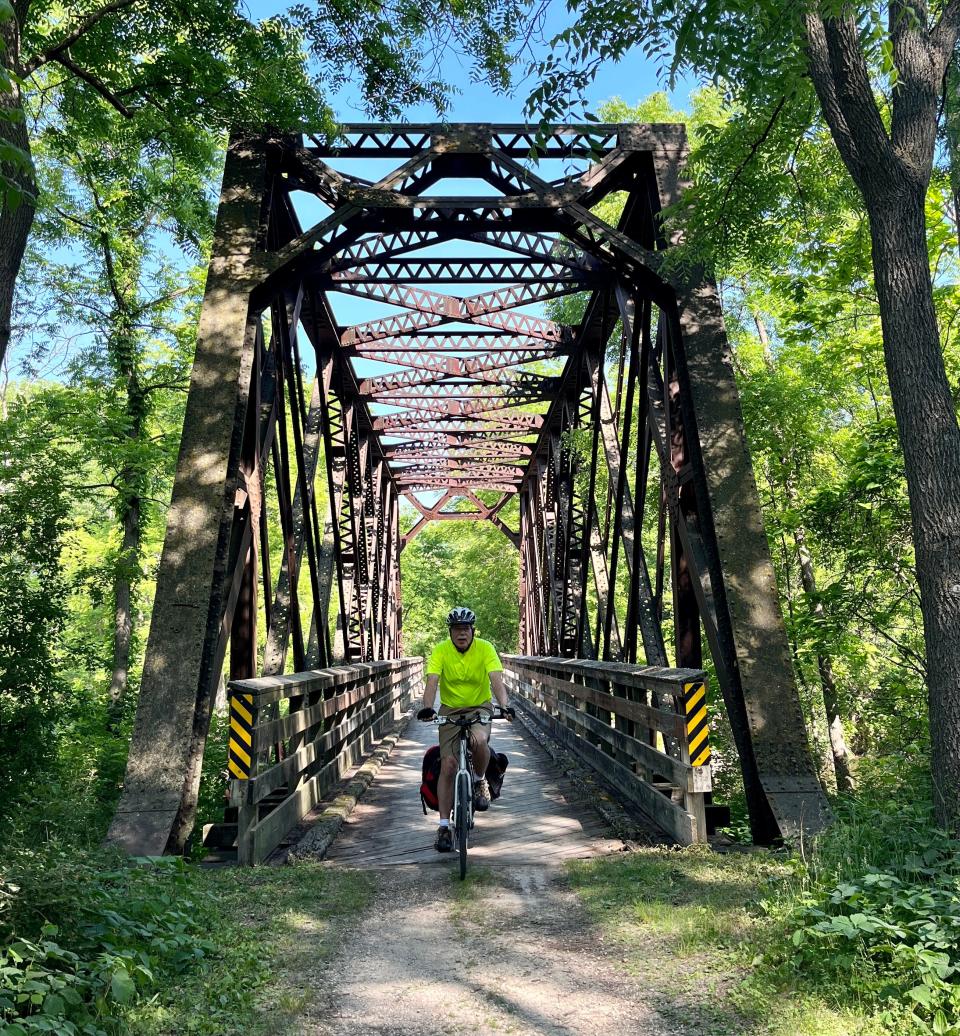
[113,121,829,859]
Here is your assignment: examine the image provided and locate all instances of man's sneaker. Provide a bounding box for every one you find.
[435,826,453,852]
[473,777,491,812]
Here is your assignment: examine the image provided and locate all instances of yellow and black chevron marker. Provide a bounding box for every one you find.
[683,681,711,768]
[228,693,255,780]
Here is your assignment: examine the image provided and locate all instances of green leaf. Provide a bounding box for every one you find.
[40,992,65,1015]
[110,968,136,1004]
[908,985,934,1008]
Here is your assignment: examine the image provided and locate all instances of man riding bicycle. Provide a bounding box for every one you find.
[417,606,514,853]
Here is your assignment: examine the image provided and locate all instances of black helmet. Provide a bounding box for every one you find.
[447,606,476,627]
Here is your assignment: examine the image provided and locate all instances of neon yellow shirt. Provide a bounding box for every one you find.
[426,636,503,708]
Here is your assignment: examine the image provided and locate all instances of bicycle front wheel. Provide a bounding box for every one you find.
[456,770,471,880]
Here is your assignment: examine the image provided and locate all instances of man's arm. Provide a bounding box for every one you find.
[489,670,509,709]
[422,673,440,711]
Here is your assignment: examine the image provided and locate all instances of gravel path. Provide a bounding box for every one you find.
[291,863,676,1036]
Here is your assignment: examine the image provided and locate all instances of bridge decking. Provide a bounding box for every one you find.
[323,715,623,867]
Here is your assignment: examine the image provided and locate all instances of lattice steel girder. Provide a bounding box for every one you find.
[330,258,594,283]
[385,429,536,446]
[385,442,532,459]
[362,372,559,398]
[347,332,571,354]
[356,352,560,392]
[399,480,520,493]
[336,278,571,331]
[330,229,443,268]
[329,229,590,275]
[378,419,541,436]
[308,123,641,157]
[341,305,566,346]
[373,403,545,430]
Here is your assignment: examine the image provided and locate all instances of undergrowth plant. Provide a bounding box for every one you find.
[0,848,214,1035]
[765,790,960,1035]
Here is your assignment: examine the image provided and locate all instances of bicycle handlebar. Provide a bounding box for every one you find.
[425,706,513,726]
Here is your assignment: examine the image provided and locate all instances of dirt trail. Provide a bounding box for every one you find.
[292,863,677,1036]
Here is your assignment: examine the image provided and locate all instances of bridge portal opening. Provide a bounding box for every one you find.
[107,124,831,860]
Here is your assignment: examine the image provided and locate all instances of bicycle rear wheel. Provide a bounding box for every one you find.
[456,771,471,880]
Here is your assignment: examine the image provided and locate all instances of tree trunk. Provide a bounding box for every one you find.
[866,181,960,832]
[794,522,854,792]
[944,56,960,253]
[107,488,140,728]
[804,5,960,833]
[0,11,36,370]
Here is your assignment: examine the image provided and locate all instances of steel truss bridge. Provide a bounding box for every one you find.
[106,124,830,862]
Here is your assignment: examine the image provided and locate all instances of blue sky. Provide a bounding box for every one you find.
[244,0,696,125]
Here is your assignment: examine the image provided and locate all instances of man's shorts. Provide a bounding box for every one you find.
[438,702,493,759]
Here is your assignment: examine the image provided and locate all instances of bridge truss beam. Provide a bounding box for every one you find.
[108,123,830,856]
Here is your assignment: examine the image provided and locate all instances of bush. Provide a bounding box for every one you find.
[770,798,960,1035]
[0,847,214,1035]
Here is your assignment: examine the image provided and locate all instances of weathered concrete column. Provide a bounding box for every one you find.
[106,134,270,855]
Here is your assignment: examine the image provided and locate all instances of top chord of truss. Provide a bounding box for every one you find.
[306,123,670,158]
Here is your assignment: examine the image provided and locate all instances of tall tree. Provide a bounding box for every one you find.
[532,1,960,832]
[10,58,222,724]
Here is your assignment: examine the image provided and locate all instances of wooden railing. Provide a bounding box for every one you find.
[503,656,712,844]
[226,658,423,864]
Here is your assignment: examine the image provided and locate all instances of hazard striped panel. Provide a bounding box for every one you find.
[683,681,711,769]
[228,693,255,780]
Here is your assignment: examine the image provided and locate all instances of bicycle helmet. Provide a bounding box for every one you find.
[447,606,476,627]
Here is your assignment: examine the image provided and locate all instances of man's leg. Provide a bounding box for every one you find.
[438,755,457,820]
[470,730,491,777]
[470,720,493,810]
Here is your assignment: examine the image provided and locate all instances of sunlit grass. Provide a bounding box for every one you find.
[126,863,372,1036]
[566,845,871,1035]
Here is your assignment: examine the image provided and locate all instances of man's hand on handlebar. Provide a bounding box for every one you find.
[499,705,516,721]
[417,707,437,722]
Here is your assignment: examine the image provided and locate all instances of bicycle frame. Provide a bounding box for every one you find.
[432,708,506,878]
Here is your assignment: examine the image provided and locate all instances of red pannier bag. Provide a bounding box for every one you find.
[419,745,509,813]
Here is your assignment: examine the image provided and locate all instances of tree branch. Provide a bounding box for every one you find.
[804,11,865,182]
[132,285,192,316]
[54,53,133,118]
[931,0,960,73]
[142,379,189,394]
[717,95,788,220]
[23,0,138,75]
[88,188,132,312]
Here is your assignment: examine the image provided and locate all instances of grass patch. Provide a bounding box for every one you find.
[568,786,960,1036]
[1,833,371,1036]
[448,864,494,927]
[566,845,874,1036]
[127,863,372,1035]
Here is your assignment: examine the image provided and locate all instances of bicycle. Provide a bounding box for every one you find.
[425,706,511,879]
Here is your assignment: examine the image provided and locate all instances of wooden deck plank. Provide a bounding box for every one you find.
[324,714,622,867]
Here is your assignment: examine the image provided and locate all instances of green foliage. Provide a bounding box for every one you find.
[400,510,519,659]
[125,863,372,1035]
[567,779,960,1035]
[0,392,72,798]
[766,791,960,1035]
[0,835,373,1036]
[0,850,214,1035]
